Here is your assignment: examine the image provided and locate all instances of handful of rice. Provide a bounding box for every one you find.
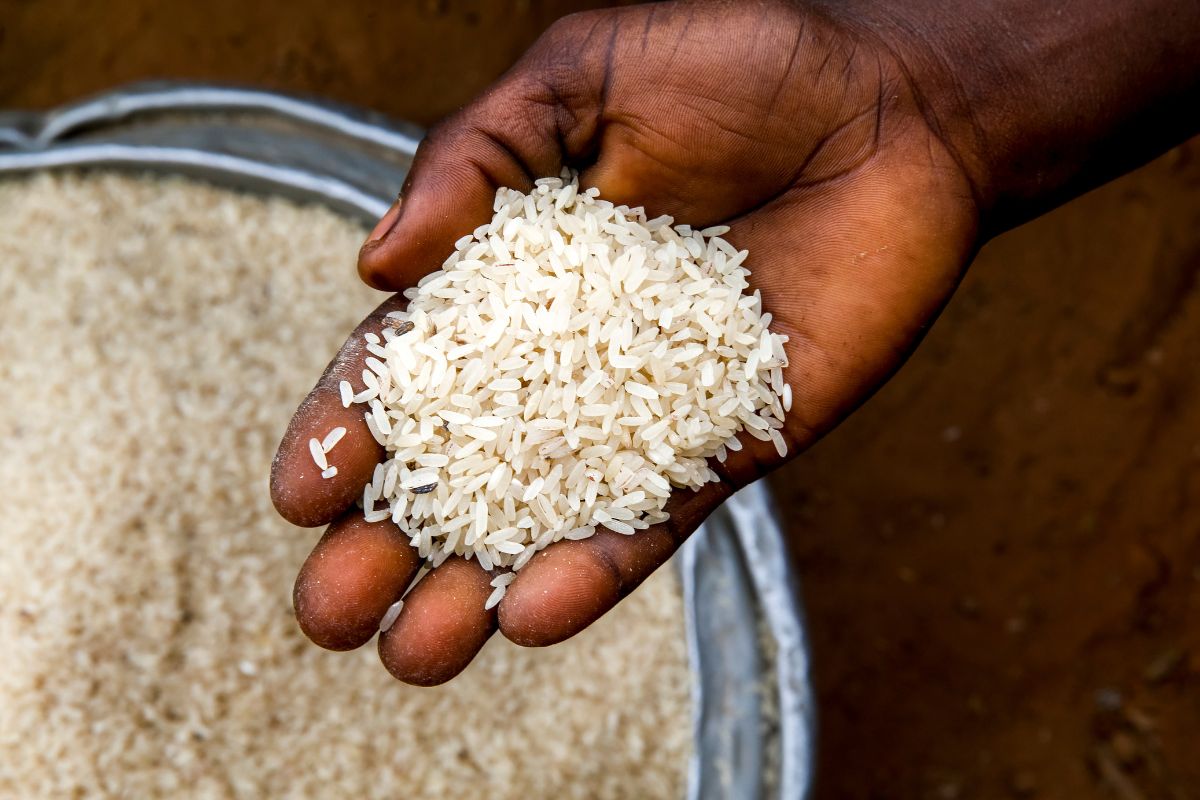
[329,172,790,606]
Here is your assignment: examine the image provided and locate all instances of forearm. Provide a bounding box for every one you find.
[827,0,1200,233]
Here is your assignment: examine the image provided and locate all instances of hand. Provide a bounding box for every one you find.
[270,0,979,685]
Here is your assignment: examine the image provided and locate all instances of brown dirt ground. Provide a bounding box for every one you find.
[2,2,1197,798]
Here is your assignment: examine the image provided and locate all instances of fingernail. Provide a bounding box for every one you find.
[367,198,402,243]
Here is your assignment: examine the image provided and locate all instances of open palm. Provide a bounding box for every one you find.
[271,0,979,685]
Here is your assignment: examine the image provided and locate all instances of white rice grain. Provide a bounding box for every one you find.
[321,426,347,453]
[308,438,328,471]
[484,584,506,610]
[378,599,404,633]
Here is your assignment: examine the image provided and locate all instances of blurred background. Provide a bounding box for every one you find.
[3,1,1197,797]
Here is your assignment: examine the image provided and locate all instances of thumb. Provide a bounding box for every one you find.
[357,33,608,290]
[358,90,557,291]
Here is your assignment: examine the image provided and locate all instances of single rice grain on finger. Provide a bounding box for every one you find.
[308,438,328,471]
[484,584,507,610]
[378,599,404,633]
[321,426,347,452]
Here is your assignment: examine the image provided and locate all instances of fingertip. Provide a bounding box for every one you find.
[498,540,622,647]
[293,514,420,651]
[377,558,496,686]
[270,396,382,528]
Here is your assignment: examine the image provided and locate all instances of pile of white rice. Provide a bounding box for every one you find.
[332,172,789,605]
[0,173,691,798]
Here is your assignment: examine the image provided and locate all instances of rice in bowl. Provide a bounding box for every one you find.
[0,172,692,799]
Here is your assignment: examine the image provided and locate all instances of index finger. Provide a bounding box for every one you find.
[271,295,406,528]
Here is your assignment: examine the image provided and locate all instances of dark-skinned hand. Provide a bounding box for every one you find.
[271,0,976,685]
[270,0,1200,685]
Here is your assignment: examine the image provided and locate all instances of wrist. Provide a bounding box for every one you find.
[816,0,1039,232]
[818,0,1200,235]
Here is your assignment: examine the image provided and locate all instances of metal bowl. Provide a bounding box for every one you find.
[0,83,815,800]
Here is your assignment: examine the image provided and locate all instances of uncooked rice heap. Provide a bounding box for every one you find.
[340,172,790,600]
